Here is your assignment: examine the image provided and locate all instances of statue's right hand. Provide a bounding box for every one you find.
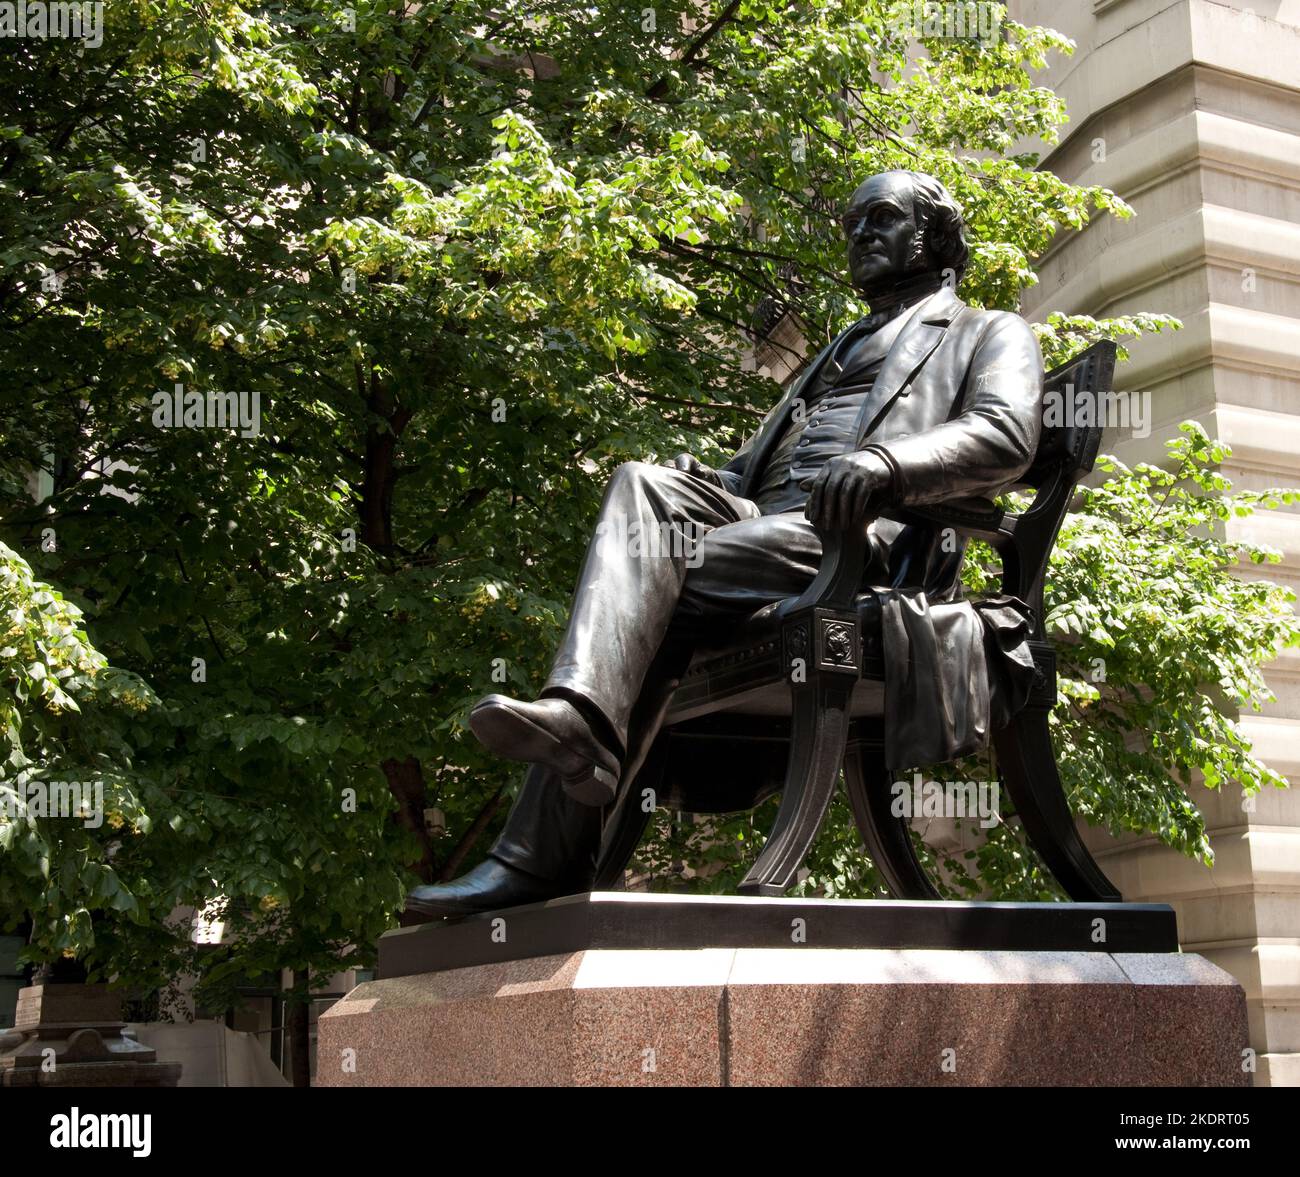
[666,453,722,486]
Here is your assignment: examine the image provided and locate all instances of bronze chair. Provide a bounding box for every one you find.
[592,340,1120,902]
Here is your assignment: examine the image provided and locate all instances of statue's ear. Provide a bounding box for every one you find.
[923,204,968,280]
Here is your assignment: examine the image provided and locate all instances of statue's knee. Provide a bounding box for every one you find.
[611,459,668,487]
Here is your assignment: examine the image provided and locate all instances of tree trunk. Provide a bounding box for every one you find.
[286,970,311,1088]
[438,785,506,881]
[383,755,434,882]
[356,371,436,889]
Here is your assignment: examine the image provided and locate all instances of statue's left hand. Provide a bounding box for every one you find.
[802,451,893,531]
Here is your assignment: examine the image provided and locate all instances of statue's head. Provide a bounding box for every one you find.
[842,170,969,299]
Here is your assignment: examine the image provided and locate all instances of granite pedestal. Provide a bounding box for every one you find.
[318,893,1249,1087]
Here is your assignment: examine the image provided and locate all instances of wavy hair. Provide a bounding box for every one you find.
[898,171,970,282]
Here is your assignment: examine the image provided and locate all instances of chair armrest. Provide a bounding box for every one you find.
[774,495,1018,621]
[877,497,1008,545]
[879,498,1032,614]
[776,521,872,616]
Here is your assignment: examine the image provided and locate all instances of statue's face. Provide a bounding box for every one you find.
[842,173,924,294]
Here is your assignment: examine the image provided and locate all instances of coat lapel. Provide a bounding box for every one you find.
[848,287,965,445]
[737,288,967,497]
[831,302,914,385]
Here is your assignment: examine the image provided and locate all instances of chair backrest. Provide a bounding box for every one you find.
[803,339,1119,625]
[1023,340,1117,489]
[1000,339,1117,630]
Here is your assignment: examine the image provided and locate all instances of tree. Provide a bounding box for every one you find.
[1,1,1281,1010]
[0,542,165,956]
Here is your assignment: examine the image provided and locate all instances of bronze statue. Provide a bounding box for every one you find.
[406,169,1045,918]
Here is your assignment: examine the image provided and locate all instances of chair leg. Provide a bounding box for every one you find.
[738,682,853,896]
[843,740,942,900]
[994,710,1121,902]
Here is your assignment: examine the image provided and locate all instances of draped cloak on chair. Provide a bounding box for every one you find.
[875,589,1037,768]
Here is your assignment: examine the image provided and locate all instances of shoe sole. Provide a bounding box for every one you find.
[469,698,619,807]
[403,890,535,921]
[403,896,473,921]
[405,883,580,922]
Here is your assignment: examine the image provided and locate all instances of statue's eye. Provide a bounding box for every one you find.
[844,207,901,234]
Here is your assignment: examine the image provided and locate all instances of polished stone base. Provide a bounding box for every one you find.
[317,947,1249,1087]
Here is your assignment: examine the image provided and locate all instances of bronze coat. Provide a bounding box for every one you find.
[719,286,1044,598]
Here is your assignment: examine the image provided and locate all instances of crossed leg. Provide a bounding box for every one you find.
[489,463,828,885]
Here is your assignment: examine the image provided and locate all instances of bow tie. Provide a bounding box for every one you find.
[821,308,899,379]
[863,304,905,332]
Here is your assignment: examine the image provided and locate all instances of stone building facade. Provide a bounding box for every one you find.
[1005,0,1300,1088]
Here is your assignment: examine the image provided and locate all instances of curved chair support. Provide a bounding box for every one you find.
[993,708,1120,902]
[738,679,854,895]
[842,740,942,900]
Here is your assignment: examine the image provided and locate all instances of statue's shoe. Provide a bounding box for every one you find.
[404,858,566,920]
[469,694,620,806]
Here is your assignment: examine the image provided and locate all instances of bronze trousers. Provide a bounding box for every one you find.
[490,459,827,885]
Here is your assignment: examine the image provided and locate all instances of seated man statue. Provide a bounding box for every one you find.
[407,169,1044,918]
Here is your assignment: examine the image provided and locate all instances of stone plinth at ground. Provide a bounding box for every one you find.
[317,893,1247,1087]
